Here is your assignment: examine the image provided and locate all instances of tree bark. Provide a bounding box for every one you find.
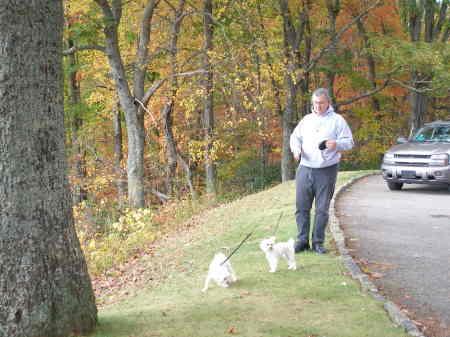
[202,0,217,198]
[0,2,97,336]
[324,0,340,106]
[94,0,162,209]
[278,0,307,181]
[355,14,381,112]
[162,0,186,198]
[113,101,127,208]
[400,0,448,136]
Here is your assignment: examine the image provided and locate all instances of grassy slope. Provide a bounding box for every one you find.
[90,171,408,337]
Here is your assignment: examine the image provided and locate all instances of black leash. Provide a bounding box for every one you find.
[220,212,283,266]
[271,211,284,236]
[220,231,253,265]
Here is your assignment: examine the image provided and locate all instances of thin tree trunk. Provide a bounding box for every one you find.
[278,0,306,181]
[298,2,312,119]
[95,0,162,209]
[68,38,88,205]
[162,0,186,198]
[254,50,270,187]
[400,0,449,136]
[162,101,177,197]
[0,2,97,336]
[177,153,198,200]
[113,100,126,208]
[355,16,381,112]
[325,0,340,106]
[202,0,217,197]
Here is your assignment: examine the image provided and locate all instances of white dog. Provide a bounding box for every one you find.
[202,252,237,292]
[259,236,297,272]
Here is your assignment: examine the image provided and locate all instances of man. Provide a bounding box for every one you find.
[290,88,354,254]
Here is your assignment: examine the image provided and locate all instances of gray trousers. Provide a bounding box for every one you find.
[295,164,338,245]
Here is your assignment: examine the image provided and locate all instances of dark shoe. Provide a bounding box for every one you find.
[294,241,310,253]
[312,244,327,254]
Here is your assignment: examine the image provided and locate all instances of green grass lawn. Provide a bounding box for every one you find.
[89,171,409,337]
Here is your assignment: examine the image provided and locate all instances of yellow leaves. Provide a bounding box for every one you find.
[188,138,227,163]
[76,207,156,276]
[86,90,105,105]
[111,208,153,235]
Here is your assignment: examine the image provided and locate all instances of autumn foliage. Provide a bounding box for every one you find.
[63,0,449,275]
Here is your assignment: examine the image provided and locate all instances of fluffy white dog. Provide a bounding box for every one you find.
[202,252,237,292]
[259,236,297,272]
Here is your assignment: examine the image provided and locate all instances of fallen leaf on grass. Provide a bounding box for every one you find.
[412,320,424,327]
[227,327,238,334]
[369,272,384,279]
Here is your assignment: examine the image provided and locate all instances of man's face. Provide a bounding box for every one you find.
[312,94,330,115]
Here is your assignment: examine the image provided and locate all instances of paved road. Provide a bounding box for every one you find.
[336,174,450,337]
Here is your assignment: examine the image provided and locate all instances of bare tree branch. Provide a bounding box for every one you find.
[302,0,382,78]
[163,0,177,11]
[134,0,161,100]
[335,80,390,107]
[63,45,106,55]
[142,69,207,105]
[391,79,436,93]
[150,189,169,202]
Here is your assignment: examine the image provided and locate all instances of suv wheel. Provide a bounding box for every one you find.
[387,182,403,191]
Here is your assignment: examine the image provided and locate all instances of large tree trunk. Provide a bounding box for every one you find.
[0,2,97,336]
[202,0,217,198]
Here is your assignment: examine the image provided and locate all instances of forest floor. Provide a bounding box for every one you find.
[86,171,410,337]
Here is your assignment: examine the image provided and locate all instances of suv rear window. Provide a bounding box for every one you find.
[413,125,450,143]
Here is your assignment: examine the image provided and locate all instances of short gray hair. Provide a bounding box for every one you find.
[312,88,331,102]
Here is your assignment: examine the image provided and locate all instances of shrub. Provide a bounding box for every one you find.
[76,208,157,276]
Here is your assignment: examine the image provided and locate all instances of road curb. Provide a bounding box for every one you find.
[329,171,426,337]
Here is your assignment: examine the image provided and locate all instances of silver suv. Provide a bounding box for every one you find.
[381,119,450,191]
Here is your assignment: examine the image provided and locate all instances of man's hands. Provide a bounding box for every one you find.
[325,139,337,150]
[295,139,337,161]
[319,139,337,151]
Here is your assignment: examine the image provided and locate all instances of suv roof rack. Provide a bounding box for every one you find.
[425,120,450,125]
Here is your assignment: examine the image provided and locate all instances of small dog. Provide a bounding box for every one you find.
[259,236,297,272]
[202,252,237,292]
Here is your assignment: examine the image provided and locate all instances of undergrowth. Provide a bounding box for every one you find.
[74,194,221,276]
